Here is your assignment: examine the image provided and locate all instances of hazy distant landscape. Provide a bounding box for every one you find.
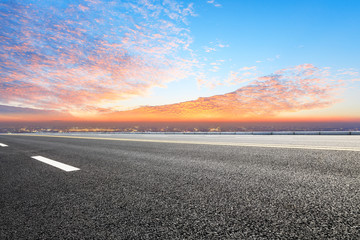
[1,121,360,133]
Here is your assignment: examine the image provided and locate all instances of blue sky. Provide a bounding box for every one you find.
[0,0,359,121]
[136,0,360,109]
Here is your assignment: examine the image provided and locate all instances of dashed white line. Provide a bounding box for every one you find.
[31,156,80,172]
[0,143,8,147]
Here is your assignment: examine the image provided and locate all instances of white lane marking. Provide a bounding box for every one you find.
[6,134,360,152]
[31,156,80,172]
[0,143,8,147]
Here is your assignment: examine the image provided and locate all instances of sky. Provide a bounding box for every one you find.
[1,0,360,123]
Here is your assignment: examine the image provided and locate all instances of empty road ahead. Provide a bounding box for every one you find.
[1,134,359,239]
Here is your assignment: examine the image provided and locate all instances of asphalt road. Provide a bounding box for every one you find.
[0,134,359,239]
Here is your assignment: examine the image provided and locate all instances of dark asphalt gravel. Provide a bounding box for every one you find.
[0,135,359,239]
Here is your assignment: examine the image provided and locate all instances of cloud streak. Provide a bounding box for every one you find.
[0,105,74,122]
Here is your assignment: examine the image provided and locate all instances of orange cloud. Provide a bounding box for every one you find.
[104,64,342,121]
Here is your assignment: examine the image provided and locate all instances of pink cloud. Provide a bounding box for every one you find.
[239,66,257,71]
[0,1,195,113]
[78,4,89,12]
[337,69,359,76]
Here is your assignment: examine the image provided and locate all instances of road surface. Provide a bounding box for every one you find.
[1,134,359,239]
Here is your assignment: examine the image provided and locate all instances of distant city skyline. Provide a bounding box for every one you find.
[1,0,360,124]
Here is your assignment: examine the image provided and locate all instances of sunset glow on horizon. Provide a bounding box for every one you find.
[1,0,360,126]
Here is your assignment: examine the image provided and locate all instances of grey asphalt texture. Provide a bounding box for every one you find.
[0,134,359,239]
